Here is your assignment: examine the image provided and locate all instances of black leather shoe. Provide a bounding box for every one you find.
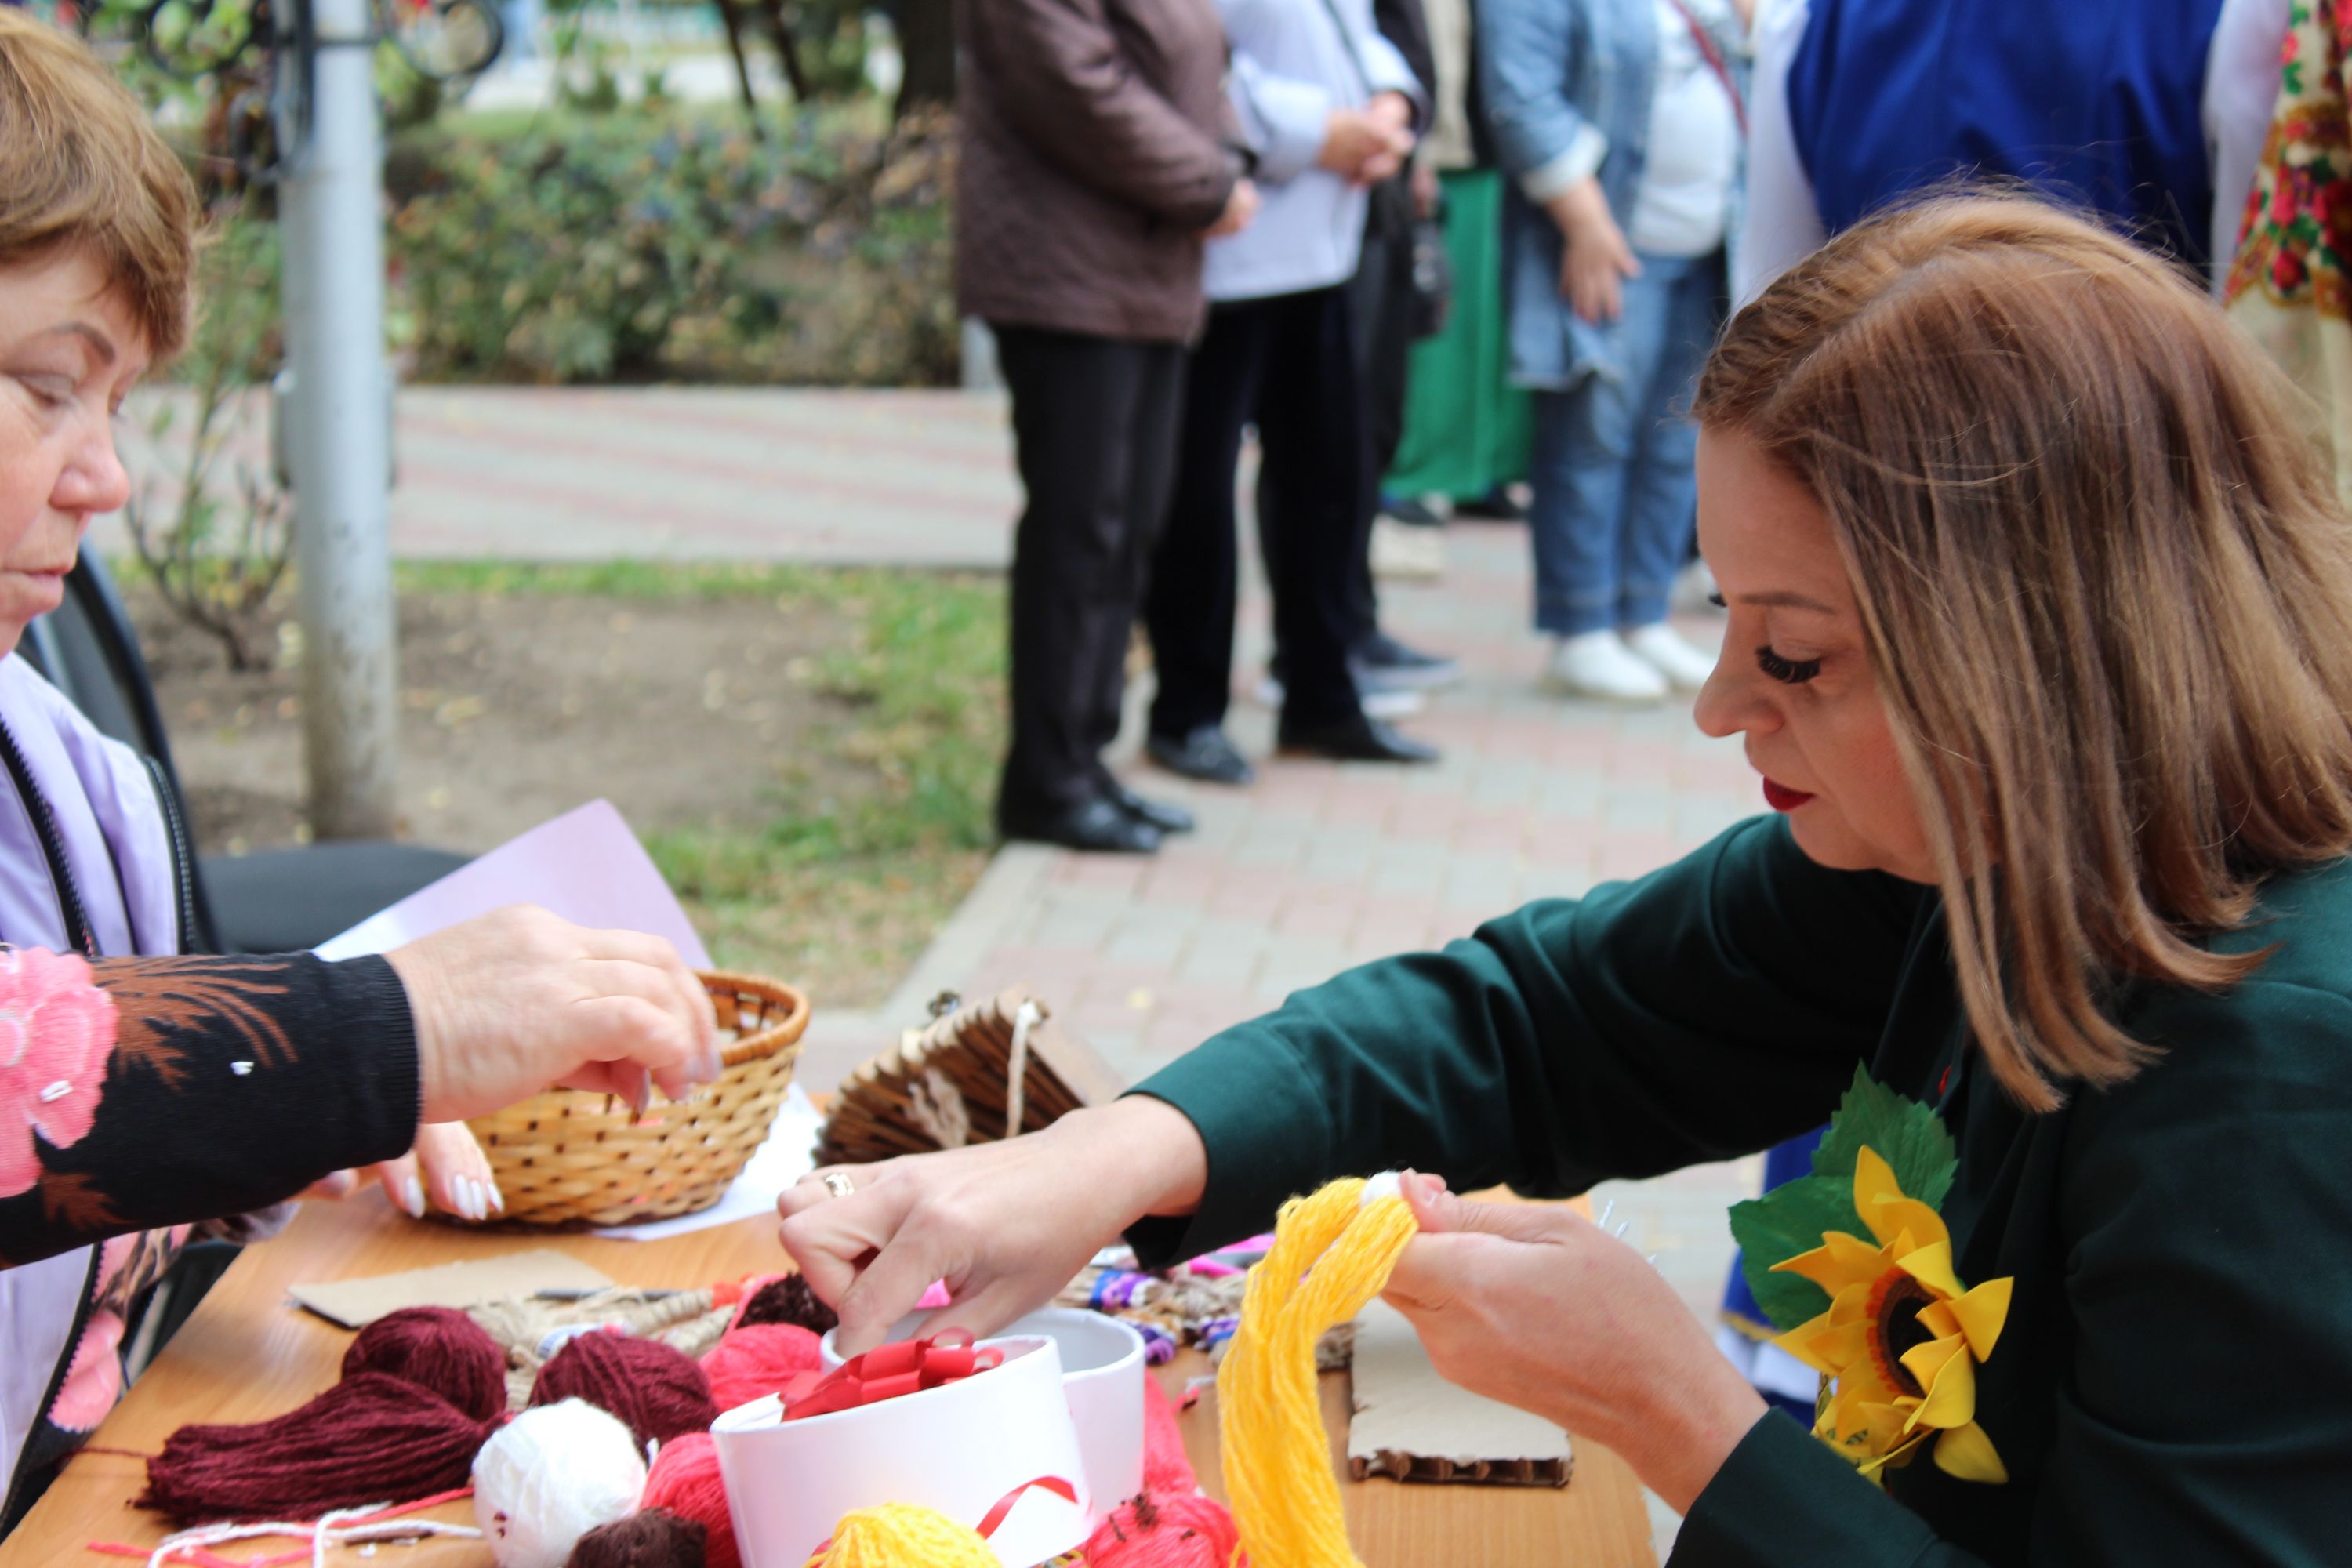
[1147,725,1256,786]
[1101,779,1196,834]
[1352,631,1461,691]
[1276,711,1441,764]
[1000,797,1163,853]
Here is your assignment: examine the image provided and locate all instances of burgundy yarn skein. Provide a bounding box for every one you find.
[137,1371,496,1524]
[531,1332,718,1450]
[341,1305,509,1423]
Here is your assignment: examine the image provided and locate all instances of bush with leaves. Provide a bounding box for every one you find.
[387,105,956,386]
[122,207,293,673]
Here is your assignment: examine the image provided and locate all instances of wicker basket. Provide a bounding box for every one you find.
[455,970,810,1229]
[813,985,1122,1167]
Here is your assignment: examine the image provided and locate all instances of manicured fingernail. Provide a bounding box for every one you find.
[464,1178,486,1220]
[402,1175,426,1218]
[488,1179,506,1214]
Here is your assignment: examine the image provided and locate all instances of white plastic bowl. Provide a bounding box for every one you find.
[711,1334,1091,1568]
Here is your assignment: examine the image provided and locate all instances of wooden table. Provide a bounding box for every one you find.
[4,1194,1658,1567]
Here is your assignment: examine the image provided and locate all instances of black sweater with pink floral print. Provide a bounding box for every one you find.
[0,952,419,1269]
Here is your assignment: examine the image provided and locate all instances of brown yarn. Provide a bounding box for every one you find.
[137,1372,497,1524]
[735,1274,837,1337]
[530,1333,718,1451]
[566,1508,709,1567]
[341,1307,508,1424]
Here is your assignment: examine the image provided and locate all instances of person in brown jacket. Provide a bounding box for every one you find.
[960,0,1258,853]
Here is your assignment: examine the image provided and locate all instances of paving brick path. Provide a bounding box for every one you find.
[111,384,1768,1552]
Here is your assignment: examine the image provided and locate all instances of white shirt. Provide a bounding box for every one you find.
[1737,0,2293,303]
[1209,0,1428,301]
[1627,0,1742,256]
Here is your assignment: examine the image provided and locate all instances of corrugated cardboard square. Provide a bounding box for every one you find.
[1346,1298,1573,1486]
[289,1250,616,1329]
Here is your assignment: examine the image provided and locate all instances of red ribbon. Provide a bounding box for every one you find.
[781,1331,1004,1421]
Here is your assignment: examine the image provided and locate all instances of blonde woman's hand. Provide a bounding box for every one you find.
[1546,176,1640,324]
[776,1096,1209,1356]
[387,906,720,1124]
[1381,1174,1767,1512]
[302,1122,502,1218]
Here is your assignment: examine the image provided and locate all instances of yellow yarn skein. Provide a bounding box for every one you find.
[1219,1174,1420,1568]
[803,1502,1001,1567]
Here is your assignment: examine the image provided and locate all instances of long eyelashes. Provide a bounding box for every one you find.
[1754,645,1822,684]
[1710,594,1823,683]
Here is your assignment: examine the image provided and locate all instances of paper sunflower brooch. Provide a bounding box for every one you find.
[1728,1069,2014,1486]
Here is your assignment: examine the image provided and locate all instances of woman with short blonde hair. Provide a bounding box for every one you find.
[783,194,2352,1561]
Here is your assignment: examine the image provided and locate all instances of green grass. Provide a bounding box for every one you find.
[394,560,1006,1005]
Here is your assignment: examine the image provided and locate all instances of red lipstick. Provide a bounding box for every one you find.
[1762,778,1815,812]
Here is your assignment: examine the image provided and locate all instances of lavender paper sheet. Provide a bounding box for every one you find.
[314,797,712,967]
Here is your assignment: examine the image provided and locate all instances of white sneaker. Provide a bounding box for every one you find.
[1546,630,1669,703]
[1623,622,1718,692]
[1369,514,1446,580]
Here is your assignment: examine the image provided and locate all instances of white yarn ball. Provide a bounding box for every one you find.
[471,1398,648,1568]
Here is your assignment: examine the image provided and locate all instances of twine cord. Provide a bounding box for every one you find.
[1004,1000,1043,1140]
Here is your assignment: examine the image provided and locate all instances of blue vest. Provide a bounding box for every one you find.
[1788,0,2227,266]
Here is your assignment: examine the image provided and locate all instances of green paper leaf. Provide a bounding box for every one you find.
[1810,1065,1958,1212]
[1728,1172,1867,1332]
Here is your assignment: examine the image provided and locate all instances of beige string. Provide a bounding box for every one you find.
[1004,1000,1043,1139]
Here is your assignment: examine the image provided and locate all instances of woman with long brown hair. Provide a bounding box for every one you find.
[779,194,2352,1560]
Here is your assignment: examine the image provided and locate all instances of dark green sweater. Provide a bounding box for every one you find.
[1127,816,2352,1565]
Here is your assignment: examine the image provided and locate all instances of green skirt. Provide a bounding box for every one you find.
[1385,167,1534,504]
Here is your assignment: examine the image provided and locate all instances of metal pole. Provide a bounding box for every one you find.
[278,0,400,840]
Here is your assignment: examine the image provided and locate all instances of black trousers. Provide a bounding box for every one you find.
[1340,198,1421,645]
[996,325,1187,821]
[1145,285,1367,739]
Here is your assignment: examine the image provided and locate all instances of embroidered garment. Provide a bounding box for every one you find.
[0,652,419,1531]
[2225,0,2352,499]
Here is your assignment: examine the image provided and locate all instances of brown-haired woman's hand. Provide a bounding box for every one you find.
[1381,1174,1768,1512]
[303,1121,504,1218]
[387,906,720,1125]
[776,1096,1209,1356]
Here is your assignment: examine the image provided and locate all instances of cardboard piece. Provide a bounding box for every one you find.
[712,1335,1092,1568]
[289,1250,617,1329]
[1345,1298,1573,1486]
[314,798,711,968]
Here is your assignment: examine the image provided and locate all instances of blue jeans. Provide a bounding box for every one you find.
[1528,249,1723,637]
